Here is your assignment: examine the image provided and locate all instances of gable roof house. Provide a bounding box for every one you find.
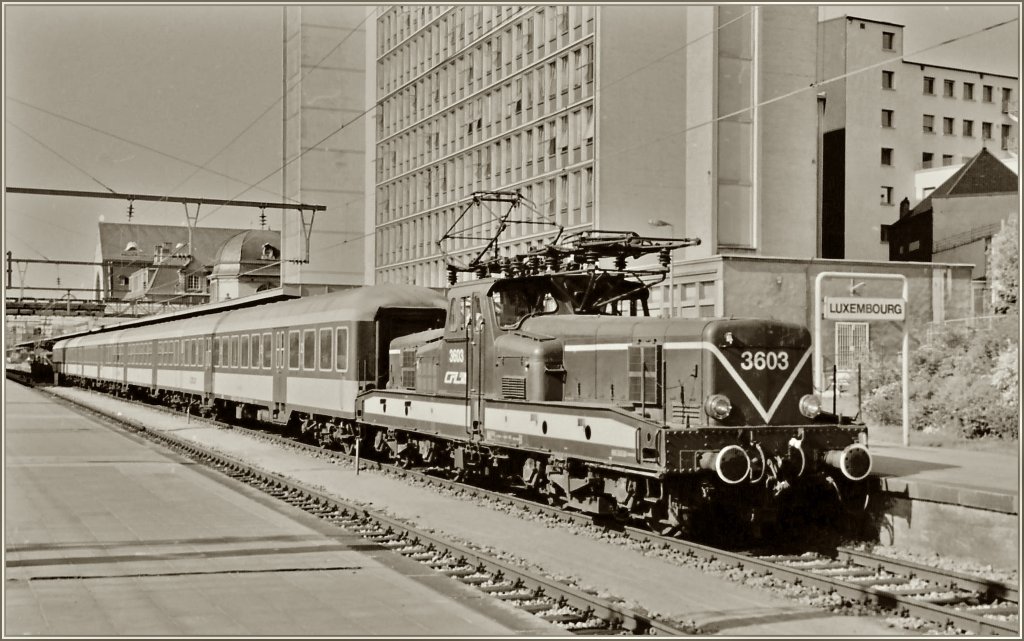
[94,223,280,307]
[887,147,1018,313]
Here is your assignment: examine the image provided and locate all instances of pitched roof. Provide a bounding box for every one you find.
[97,223,256,267]
[910,148,1019,217]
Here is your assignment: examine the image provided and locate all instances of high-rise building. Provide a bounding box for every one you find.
[370,5,821,302]
[817,15,1018,261]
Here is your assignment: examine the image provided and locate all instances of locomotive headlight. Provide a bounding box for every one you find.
[704,394,732,420]
[799,394,822,419]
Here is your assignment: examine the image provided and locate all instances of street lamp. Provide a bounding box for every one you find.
[648,219,674,318]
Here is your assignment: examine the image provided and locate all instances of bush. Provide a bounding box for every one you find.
[860,320,1019,440]
[988,217,1019,314]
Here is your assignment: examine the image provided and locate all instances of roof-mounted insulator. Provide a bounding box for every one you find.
[659,248,672,269]
[545,250,560,273]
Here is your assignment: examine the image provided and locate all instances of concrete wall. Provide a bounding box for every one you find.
[840,18,905,262]
[757,6,819,258]
[932,193,1018,248]
[596,6,687,235]
[282,6,368,287]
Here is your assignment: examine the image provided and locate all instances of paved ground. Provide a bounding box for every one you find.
[40,385,909,636]
[4,382,561,636]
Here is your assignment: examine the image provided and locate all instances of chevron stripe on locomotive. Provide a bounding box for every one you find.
[51,221,871,536]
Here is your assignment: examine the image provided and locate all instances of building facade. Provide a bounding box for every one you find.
[817,15,1018,262]
[370,5,821,306]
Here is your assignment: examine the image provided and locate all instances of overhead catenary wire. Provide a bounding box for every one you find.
[7,121,118,194]
[151,7,380,222]
[6,96,286,202]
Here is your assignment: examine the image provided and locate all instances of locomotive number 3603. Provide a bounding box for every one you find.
[739,350,789,371]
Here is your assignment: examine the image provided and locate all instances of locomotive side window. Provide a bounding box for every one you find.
[319,328,333,371]
[303,330,316,370]
[288,331,300,369]
[447,299,460,331]
[241,335,250,368]
[335,326,349,372]
[263,334,272,369]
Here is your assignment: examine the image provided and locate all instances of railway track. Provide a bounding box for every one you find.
[40,385,697,636]
[41,383,1021,636]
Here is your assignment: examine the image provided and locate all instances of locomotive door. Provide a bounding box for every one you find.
[441,295,472,435]
[468,295,484,439]
[468,293,495,439]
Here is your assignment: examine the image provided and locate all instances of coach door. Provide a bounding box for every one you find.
[203,337,214,399]
[272,330,287,420]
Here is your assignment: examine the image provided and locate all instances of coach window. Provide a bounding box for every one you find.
[250,334,260,369]
[241,335,250,368]
[180,340,186,366]
[226,336,234,368]
[319,328,333,370]
[288,331,300,369]
[335,327,349,372]
[303,329,316,370]
[234,336,242,368]
[263,333,272,369]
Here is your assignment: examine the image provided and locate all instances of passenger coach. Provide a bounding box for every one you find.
[54,285,447,442]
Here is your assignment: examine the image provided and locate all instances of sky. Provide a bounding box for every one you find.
[3,3,1020,296]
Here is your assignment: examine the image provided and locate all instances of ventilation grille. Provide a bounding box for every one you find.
[501,376,527,399]
[627,344,662,406]
[401,348,417,389]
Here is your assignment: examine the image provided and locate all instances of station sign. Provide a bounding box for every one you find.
[823,297,905,321]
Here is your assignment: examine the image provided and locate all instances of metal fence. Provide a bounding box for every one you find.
[926,314,1019,340]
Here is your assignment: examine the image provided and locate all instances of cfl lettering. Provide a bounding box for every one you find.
[444,370,466,385]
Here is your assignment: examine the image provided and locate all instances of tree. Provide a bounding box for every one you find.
[988,216,1019,314]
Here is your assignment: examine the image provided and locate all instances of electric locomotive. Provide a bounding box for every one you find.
[358,228,872,534]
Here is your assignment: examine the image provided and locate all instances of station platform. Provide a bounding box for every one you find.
[865,440,1019,569]
[870,444,1019,514]
[3,382,562,636]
